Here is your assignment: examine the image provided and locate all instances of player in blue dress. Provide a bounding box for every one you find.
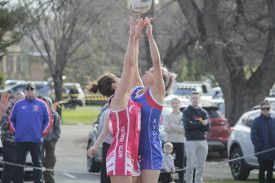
[130,17,176,183]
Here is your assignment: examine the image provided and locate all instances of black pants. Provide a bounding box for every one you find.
[14,142,42,183]
[101,142,111,183]
[258,159,274,183]
[160,171,172,183]
[172,142,184,182]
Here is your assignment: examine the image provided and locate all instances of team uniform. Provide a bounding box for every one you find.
[106,97,141,176]
[131,87,164,170]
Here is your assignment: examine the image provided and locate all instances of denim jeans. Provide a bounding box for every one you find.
[1,140,16,183]
[14,142,42,183]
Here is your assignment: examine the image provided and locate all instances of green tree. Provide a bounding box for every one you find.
[178,0,275,126]
[0,1,25,58]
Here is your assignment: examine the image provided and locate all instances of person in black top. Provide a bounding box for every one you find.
[183,91,210,183]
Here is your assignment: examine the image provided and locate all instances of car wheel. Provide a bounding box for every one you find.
[229,148,250,180]
[87,141,101,172]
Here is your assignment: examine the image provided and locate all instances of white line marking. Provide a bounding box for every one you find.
[62,173,77,179]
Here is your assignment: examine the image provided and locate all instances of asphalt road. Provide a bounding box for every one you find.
[23,124,258,183]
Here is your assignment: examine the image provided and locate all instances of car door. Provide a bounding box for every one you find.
[242,112,260,166]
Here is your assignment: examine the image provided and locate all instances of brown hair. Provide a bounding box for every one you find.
[86,73,116,97]
[161,67,176,92]
[171,97,180,103]
[191,91,200,96]
[261,100,270,107]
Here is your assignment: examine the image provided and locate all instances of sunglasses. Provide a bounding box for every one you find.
[261,107,270,111]
[26,87,34,91]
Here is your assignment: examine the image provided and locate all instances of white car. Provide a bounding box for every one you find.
[228,109,275,180]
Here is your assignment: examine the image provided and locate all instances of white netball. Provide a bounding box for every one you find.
[128,0,152,14]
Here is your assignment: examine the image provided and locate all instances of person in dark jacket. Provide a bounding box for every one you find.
[251,100,275,183]
[41,97,61,183]
[183,91,210,183]
[9,83,52,183]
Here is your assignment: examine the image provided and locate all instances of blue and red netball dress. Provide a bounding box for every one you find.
[106,97,141,176]
[131,87,164,170]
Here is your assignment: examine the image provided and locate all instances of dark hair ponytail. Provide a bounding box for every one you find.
[86,73,116,97]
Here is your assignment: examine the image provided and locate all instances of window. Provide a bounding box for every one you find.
[245,112,260,127]
[16,56,21,73]
[6,55,13,73]
[173,88,196,96]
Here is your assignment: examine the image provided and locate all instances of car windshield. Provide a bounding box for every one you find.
[173,88,196,96]
[204,108,222,118]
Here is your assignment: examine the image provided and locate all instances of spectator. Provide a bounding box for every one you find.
[160,142,176,183]
[41,97,61,183]
[251,100,275,183]
[0,92,11,119]
[183,91,210,183]
[163,97,185,183]
[9,82,52,183]
[0,91,24,183]
[98,104,112,183]
[68,85,79,109]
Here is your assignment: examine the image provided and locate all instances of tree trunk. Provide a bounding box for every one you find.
[53,73,63,118]
[178,0,275,125]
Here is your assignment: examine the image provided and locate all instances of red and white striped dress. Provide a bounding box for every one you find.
[106,97,141,176]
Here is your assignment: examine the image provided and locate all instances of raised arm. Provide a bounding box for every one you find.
[111,17,136,110]
[132,18,147,91]
[88,111,109,157]
[145,17,165,102]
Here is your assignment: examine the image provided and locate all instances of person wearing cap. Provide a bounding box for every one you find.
[8,82,52,183]
[0,91,25,183]
[251,100,275,183]
[41,97,61,183]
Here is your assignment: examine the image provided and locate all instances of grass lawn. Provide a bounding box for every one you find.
[61,108,101,124]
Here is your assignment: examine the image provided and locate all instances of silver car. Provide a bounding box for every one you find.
[228,109,275,180]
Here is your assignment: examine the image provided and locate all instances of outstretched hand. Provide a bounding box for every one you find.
[135,18,146,40]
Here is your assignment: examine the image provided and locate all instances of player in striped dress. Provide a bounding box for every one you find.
[131,17,176,183]
[87,17,145,183]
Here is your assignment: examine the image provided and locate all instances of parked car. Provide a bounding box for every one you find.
[86,104,166,173]
[4,81,55,101]
[63,83,85,106]
[163,100,229,158]
[228,109,275,180]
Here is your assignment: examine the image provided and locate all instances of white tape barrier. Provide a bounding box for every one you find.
[0,146,275,175]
